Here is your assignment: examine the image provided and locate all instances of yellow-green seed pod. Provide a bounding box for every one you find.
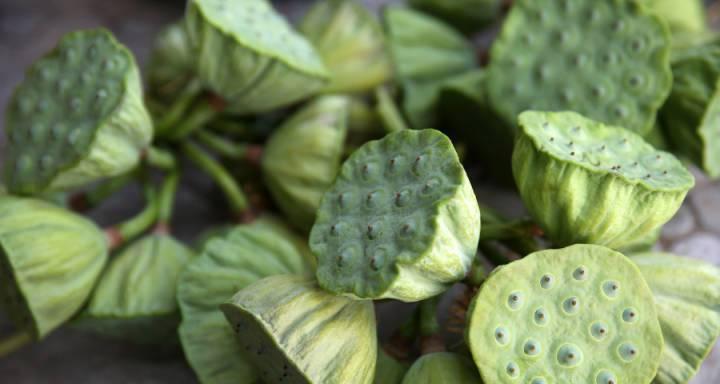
[401,352,481,384]
[0,195,108,339]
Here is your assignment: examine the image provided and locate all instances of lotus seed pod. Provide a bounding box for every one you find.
[631,252,720,384]
[220,274,377,384]
[409,0,501,33]
[0,195,108,339]
[513,111,694,249]
[643,0,707,36]
[3,29,153,195]
[147,22,195,99]
[74,234,194,344]
[262,96,349,232]
[401,352,481,384]
[177,218,314,384]
[299,0,392,94]
[185,0,329,115]
[659,41,720,179]
[467,244,664,384]
[486,0,672,136]
[310,129,480,302]
[375,348,408,384]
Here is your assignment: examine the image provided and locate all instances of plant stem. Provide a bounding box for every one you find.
[481,219,538,241]
[376,86,409,132]
[68,171,137,212]
[419,296,445,354]
[0,331,32,358]
[168,98,220,141]
[153,80,203,137]
[104,182,159,250]
[479,241,513,266]
[155,167,180,234]
[181,142,249,218]
[143,146,177,171]
[194,130,263,164]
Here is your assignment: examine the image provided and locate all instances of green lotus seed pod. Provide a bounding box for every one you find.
[0,195,108,339]
[310,129,480,302]
[178,218,314,384]
[659,41,720,179]
[513,111,694,249]
[401,352,481,384]
[147,22,195,99]
[74,234,194,344]
[299,0,392,94]
[185,0,329,115]
[3,29,153,195]
[467,244,664,384]
[631,252,720,384]
[262,96,349,232]
[220,274,377,384]
[486,0,672,136]
[375,348,408,384]
[643,0,707,36]
[409,0,501,33]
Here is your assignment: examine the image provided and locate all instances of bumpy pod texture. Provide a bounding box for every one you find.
[220,275,377,384]
[409,0,501,33]
[383,6,476,128]
[659,41,720,179]
[401,352,481,384]
[486,0,672,136]
[513,111,694,250]
[299,0,392,94]
[0,196,107,339]
[177,218,313,384]
[374,348,408,384]
[147,22,195,96]
[310,129,480,302]
[185,0,329,114]
[74,235,194,344]
[262,96,349,232]
[4,29,152,195]
[467,244,664,384]
[632,252,720,384]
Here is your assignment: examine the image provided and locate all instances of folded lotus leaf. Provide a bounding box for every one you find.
[632,252,720,384]
[409,0,501,33]
[401,352,481,384]
[300,0,392,94]
[220,274,377,384]
[262,96,349,232]
[486,0,672,136]
[467,244,664,384]
[310,129,480,302]
[4,28,152,195]
[147,22,196,99]
[177,218,314,384]
[0,195,107,339]
[74,234,194,344]
[513,111,694,249]
[659,40,720,179]
[185,0,329,114]
[375,348,408,384]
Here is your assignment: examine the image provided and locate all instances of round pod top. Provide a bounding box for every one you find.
[220,274,377,384]
[513,110,694,249]
[147,22,195,100]
[401,352,481,384]
[408,0,502,33]
[631,252,720,384]
[375,348,408,384]
[177,218,314,384]
[185,0,329,114]
[310,129,480,302]
[262,96,349,232]
[0,196,108,339]
[74,234,194,344]
[4,28,152,195]
[299,0,392,94]
[467,244,664,384]
[486,0,672,136]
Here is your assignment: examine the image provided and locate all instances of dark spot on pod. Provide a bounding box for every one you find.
[591,322,609,340]
[573,266,587,280]
[531,378,547,384]
[557,344,583,367]
[494,327,509,346]
[622,308,637,323]
[337,193,345,207]
[413,155,423,174]
[596,370,617,384]
[618,343,638,362]
[506,362,519,378]
[366,191,377,207]
[507,291,524,310]
[330,224,338,236]
[523,339,541,356]
[534,308,548,326]
[563,297,579,314]
[540,274,554,289]
[395,189,411,207]
[602,281,620,298]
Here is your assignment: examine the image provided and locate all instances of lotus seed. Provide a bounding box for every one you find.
[618,343,638,362]
[508,292,524,310]
[524,339,541,356]
[591,322,609,341]
[563,297,580,314]
[602,281,620,298]
[531,377,547,384]
[540,274,554,289]
[506,361,519,377]
[534,308,548,326]
[557,344,584,367]
[596,370,617,384]
[622,308,637,323]
[495,327,510,346]
[573,266,588,280]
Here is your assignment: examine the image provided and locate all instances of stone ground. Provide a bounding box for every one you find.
[1,0,720,383]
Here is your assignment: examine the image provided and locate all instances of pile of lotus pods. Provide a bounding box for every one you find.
[1,0,720,383]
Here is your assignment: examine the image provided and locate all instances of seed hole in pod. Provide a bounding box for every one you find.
[540,274,554,289]
[370,249,386,271]
[618,343,638,362]
[592,85,605,98]
[622,308,637,323]
[422,178,440,194]
[507,291,524,310]
[524,339,541,356]
[590,322,609,340]
[395,189,411,207]
[602,281,620,298]
[557,343,583,367]
[494,327,510,346]
[367,222,380,240]
[596,370,617,384]
[562,297,580,314]
[40,155,53,171]
[531,376,547,384]
[614,106,628,118]
[534,308,548,326]
[412,155,423,174]
[399,222,413,236]
[365,191,377,208]
[506,361,519,377]
[573,266,588,280]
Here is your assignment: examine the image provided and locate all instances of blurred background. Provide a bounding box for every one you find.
[0,0,719,382]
